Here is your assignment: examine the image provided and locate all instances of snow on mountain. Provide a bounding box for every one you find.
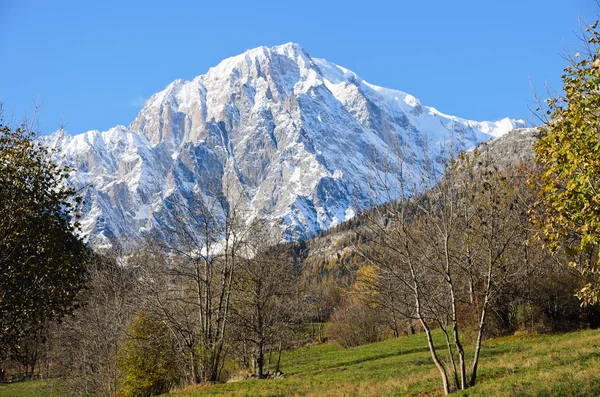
[47,43,525,247]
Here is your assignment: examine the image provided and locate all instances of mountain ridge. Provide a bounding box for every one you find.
[46,43,526,247]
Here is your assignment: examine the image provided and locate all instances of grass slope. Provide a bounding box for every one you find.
[1,329,599,396]
[166,329,600,397]
[0,380,58,397]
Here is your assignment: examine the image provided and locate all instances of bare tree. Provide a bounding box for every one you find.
[133,179,251,383]
[229,221,300,379]
[301,277,340,343]
[55,252,136,397]
[354,130,526,394]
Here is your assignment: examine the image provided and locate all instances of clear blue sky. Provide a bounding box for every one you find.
[0,0,595,135]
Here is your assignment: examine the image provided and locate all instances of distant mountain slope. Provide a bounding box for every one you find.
[47,43,525,247]
[470,127,539,168]
[290,127,541,279]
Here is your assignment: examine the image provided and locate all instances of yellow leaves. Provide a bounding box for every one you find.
[568,261,578,268]
[354,264,379,291]
[533,20,600,306]
[353,265,380,305]
[576,282,600,306]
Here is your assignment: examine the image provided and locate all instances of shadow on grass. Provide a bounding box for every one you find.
[318,345,432,372]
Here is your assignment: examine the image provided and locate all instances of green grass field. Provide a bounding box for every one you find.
[165,329,600,397]
[2,329,600,397]
[0,380,59,397]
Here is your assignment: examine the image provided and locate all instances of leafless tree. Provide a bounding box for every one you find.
[354,129,527,394]
[228,221,300,379]
[54,252,136,397]
[301,277,340,343]
[133,179,251,383]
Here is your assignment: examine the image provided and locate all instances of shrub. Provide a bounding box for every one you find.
[119,312,182,397]
[327,297,385,348]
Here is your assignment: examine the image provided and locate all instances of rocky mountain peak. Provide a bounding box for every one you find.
[49,44,527,248]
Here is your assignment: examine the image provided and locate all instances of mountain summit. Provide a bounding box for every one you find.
[47,43,525,247]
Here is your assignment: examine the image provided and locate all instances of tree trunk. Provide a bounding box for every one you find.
[267,346,272,374]
[190,349,199,384]
[445,236,467,390]
[275,341,283,373]
[421,319,450,395]
[391,310,399,338]
[409,254,450,395]
[453,324,467,390]
[441,325,460,390]
[318,322,323,343]
[470,267,492,387]
[257,341,265,379]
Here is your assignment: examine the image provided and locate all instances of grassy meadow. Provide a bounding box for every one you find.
[0,379,59,397]
[165,329,600,397]
[2,329,600,397]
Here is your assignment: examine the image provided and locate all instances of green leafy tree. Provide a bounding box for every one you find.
[119,312,182,397]
[0,118,87,370]
[534,20,600,305]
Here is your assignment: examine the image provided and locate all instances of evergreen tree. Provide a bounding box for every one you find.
[0,119,87,369]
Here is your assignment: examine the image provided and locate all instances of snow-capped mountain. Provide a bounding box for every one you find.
[47,43,525,247]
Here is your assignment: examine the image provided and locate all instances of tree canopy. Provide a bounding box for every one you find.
[534,20,600,305]
[0,118,88,360]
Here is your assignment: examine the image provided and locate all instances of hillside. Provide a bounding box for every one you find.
[163,329,600,397]
[285,127,542,280]
[3,329,599,397]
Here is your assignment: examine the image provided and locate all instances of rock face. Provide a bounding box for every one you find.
[471,128,540,169]
[46,43,526,247]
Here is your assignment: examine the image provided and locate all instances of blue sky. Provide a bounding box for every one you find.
[0,0,595,135]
